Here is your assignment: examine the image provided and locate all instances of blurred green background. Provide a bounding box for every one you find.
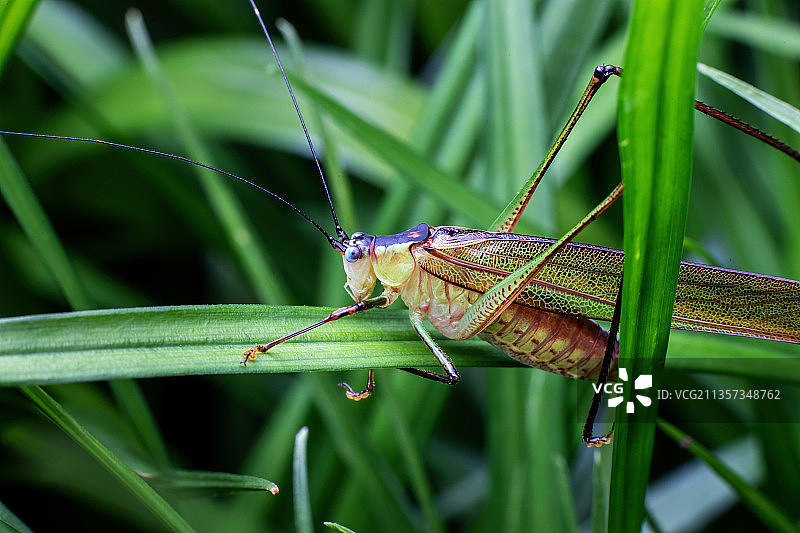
[1,0,799,531]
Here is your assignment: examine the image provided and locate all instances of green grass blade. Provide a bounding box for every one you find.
[612,1,704,531]
[146,469,279,497]
[658,419,799,533]
[2,305,795,387]
[325,371,448,530]
[591,448,612,533]
[482,5,549,526]
[227,379,314,523]
[279,19,356,232]
[701,0,722,30]
[551,454,578,533]
[485,0,549,226]
[18,385,195,532]
[375,0,482,234]
[0,305,509,386]
[293,426,314,533]
[352,0,412,72]
[323,522,359,533]
[484,370,526,533]
[0,499,33,533]
[523,373,575,532]
[698,62,800,134]
[0,0,39,79]
[18,1,127,91]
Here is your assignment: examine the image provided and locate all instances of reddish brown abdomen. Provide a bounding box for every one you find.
[477,303,617,380]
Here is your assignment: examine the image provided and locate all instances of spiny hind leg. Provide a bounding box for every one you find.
[490,65,621,233]
[453,182,623,340]
[582,275,624,447]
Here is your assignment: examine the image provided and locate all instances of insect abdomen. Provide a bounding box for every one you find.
[399,251,617,380]
[477,304,617,380]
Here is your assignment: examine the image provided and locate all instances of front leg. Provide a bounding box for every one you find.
[339,307,463,399]
[242,295,390,365]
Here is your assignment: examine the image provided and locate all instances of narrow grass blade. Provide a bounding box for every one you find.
[228,379,314,521]
[19,386,195,532]
[708,11,800,60]
[0,499,33,533]
[591,449,612,533]
[484,370,526,533]
[551,455,578,533]
[523,373,575,532]
[326,371,448,529]
[0,0,39,78]
[293,426,313,533]
[374,0,483,235]
[146,469,279,498]
[701,0,722,30]
[0,305,510,386]
[658,419,798,533]
[485,0,547,222]
[612,1,704,531]
[352,0,412,72]
[2,305,795,387]
[698,62,800,134]
[324,522,359,533]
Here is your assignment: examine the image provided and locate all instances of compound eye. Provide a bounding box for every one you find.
[344,245,362,263]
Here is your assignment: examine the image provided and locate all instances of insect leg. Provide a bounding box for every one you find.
[582,274,623,447]
[490,65,621,234]
[398,315,460,385]
[339,314,461,399]
[338,369,375,401]
[242,295,389,364]
[453,182,623,340]
[488,64,800,236]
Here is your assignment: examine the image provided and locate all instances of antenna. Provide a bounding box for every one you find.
[246,0,348,243]
[0,131,343,249]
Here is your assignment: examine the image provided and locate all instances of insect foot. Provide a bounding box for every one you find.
[585,429,614,448]
[338,369,375,401]
[242,345,268,366]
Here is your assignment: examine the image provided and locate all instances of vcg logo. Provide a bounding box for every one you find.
[593,368,653,413]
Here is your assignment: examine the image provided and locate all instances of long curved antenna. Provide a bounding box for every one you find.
[0,130,345,250]
[247,0,347,243]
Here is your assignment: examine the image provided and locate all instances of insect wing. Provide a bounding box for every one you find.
[419,227,800,343]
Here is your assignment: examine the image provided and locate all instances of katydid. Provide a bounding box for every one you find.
[238,8,800,394]
[3,1,800,447]
[237,2,800,445]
